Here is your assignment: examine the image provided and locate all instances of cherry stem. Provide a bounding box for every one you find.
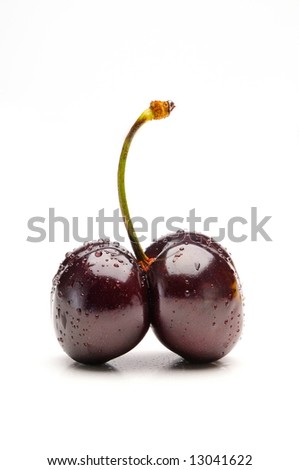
[118,100,175,270]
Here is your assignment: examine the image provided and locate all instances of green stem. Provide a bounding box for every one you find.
[117,100,175,270]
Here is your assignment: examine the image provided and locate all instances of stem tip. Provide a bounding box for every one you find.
[150,100,175,120]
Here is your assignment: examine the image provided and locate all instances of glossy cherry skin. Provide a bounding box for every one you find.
[51,240,150,364]
[145,232,243,362]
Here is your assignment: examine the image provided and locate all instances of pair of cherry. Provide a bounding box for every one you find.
[52,101,243,364]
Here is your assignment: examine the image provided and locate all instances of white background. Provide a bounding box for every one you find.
[1,1,299,469]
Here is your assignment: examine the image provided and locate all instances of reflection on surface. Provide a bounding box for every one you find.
[69,361,118,373]
[59,350,234,375]
[169,357,228,371]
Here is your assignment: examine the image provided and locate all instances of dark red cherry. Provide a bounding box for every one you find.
[51,240,150,364]
[145,232,243,362]
[51,100,245,365]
